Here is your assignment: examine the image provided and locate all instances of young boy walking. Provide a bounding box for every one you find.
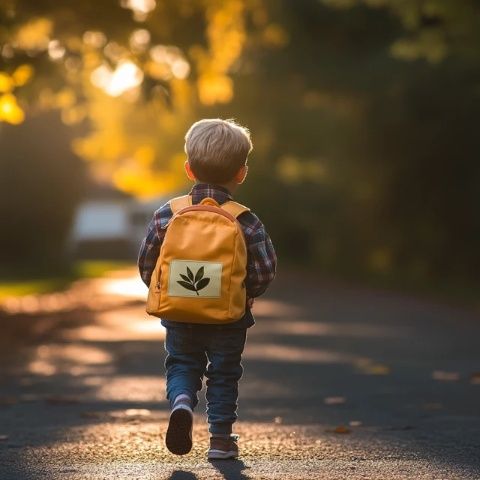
[138,118,276,459]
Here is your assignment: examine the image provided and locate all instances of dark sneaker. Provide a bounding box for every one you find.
[165,406,193,455]
[207,434,239,460]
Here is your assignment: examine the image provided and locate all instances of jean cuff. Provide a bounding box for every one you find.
[209,422,233,435]
[168,390,196,409]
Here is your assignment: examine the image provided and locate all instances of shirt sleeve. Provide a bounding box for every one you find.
[245,223,277,298]
[137,203,171,286]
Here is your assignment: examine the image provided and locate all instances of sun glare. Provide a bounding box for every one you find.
[90,60,144,97]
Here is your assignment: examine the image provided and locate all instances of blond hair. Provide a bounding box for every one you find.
[185,118,253,184]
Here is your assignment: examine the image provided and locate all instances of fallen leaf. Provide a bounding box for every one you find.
[354,359,390,375]
[432,371,460,382]
[324,396,346,405]
[367,364,391,375]
[0,396,17,406]
[349,420,362,427]
[326,425,351,434]
[470,372,480,385]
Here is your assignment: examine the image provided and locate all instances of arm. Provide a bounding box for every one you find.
[137,203,172,286]
[245,223,277,298]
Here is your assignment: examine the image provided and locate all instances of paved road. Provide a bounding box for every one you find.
[0,270,479,479]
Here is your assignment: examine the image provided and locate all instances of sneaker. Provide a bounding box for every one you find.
[165,404,193,455]
[207,434,239,460]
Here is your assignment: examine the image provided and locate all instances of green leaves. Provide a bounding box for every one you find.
[176,266,210,295]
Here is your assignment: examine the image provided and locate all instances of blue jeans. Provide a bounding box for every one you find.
[164,325,247,435]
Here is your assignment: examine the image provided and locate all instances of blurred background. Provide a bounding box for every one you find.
[1,4,480,476]
[1,0,479,303]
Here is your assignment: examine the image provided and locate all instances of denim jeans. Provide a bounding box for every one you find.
[164,325,247,435]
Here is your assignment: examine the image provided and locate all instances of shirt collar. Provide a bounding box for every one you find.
[189,183,233,204]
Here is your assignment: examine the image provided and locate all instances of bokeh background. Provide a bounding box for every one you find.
[1,0,479,303]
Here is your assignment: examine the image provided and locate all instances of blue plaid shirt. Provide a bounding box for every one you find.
[138,183,277,328]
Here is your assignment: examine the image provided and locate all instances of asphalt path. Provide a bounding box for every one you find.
[0,270,479,479]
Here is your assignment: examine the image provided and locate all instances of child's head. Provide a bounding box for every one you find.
[184,118,252,186]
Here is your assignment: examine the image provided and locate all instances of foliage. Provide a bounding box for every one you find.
[1,0,479,290]
[0,0,283,197]
[0,111,85,272]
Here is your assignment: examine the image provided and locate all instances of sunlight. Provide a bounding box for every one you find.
[48,39,65,60]
[0,93,25,124]
[129,29,151,52]
[121,0,156,21]
[90,60,144,97]
[14,17,52,51]
[100,275,147,300]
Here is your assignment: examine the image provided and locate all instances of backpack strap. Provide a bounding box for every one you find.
[170,195,192,213]
[220,200,250,218]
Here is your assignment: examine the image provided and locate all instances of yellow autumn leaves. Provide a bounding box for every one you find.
[0,1,290,198]
[0,65,34,124]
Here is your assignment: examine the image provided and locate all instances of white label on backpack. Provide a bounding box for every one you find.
[168,260,222,298]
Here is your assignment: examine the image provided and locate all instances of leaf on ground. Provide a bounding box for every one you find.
[470,372,480,385]
[349,420,362,427]
[324,396,346,405]
[432,370,460,381]
[326,425,351,434]
[359,363,390,375]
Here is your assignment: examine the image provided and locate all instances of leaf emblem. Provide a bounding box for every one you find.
[177,280,197,292]
[194,266,204,283]
[196,277,210,290]
[176,266,211,296]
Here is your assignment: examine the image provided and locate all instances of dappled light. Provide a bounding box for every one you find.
[1,1,480,478]
[90,60,144,97]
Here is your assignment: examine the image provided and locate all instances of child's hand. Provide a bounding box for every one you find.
[247,297,254,309]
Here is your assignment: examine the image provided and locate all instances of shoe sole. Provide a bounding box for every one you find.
[207,449,239,460]
[165,408,193,455]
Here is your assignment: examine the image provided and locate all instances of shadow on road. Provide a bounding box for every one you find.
[168,470,198,480]
[209,459,251,480]
[1,270,480,479]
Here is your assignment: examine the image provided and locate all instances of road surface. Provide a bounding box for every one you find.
[0,269,479,479]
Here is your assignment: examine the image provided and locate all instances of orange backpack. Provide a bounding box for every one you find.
[146,195,249,323]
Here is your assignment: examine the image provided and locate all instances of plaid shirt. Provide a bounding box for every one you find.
[138,184,277,300]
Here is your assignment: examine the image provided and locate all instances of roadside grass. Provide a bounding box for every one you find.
[0,260,133,300]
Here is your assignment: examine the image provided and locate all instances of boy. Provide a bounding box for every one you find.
[138,118,276,459]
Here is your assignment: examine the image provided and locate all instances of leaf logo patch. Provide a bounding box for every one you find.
[177,266,210,296]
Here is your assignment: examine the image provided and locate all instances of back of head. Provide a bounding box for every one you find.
[185,118,253,184]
